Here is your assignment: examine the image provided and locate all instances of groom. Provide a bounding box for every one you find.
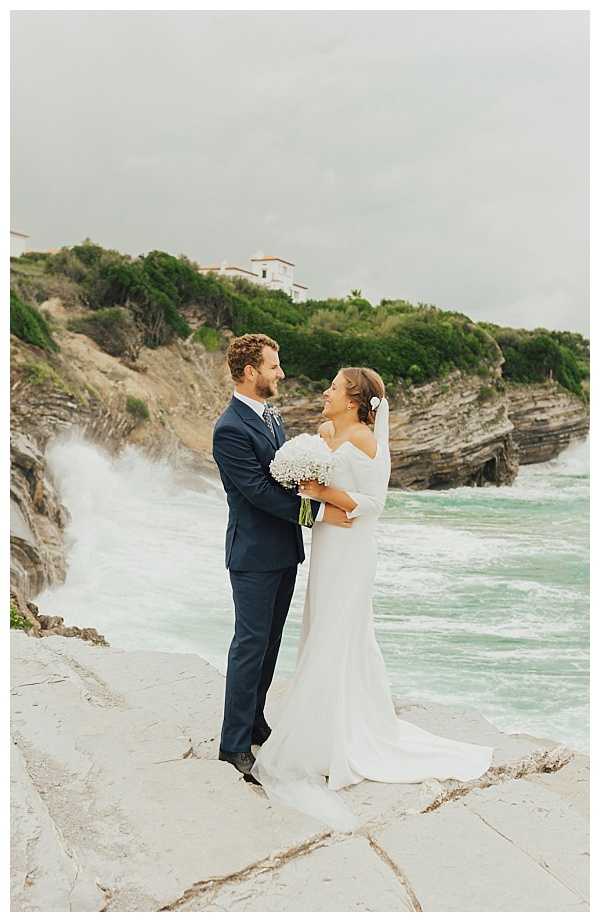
[212,332,352,782]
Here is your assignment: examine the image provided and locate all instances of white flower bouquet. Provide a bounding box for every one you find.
[269,433,334,526]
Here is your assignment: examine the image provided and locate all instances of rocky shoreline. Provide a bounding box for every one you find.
[10,631,589,912]
[10,319,590,910]
[10,313,589,612]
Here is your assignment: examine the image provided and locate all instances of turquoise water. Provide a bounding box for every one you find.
[37,435,589,753]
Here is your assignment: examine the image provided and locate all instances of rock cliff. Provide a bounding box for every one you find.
[278,367,588,490]
[10,313,230,609]
[10,306,589,608]
[505,380,590,464]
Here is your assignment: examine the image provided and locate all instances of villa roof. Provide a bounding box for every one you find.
[199,265,259,277]
[250,256,295,267]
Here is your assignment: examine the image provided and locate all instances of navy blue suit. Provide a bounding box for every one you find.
[212,397,320,752]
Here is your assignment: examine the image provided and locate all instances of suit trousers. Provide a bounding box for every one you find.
[220,565,298,752]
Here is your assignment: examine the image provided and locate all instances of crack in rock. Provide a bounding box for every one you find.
[95,880,113,912]
[152,742,200,765]
[366,834,423,912]
[157,832,335,911]
[421,746,573,815]
[136,675,197,692]
[13,675,69,688]
[14,737,83,906]
[49,650,128,709]
[465,803,588,906]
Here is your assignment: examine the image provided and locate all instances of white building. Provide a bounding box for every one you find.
[10,230,30,258]
[198,252,308,302]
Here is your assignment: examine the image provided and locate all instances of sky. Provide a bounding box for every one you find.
[11,10,589,335]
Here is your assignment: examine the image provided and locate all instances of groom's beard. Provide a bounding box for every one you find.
[255,376,277,399]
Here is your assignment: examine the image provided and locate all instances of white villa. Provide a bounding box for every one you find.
[10,230,30,258]
[198,252,308,302]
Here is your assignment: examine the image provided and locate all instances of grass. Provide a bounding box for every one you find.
[20,359,85,404]
[23,360,70,393]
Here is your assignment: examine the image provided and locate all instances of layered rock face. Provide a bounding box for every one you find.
[10,433,69,600]
[385,370,519,489]
[279,369,520,490]
[506,380,590,465]
[9,326,230,609]
[278,368,589,489]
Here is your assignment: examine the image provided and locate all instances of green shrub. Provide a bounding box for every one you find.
[126,396,150,421]
[68,307,142,359]
[15,241,588,399]
[192,325,222,351]
[10,291,59,352]
[86,251,191,347]
[478,385,495,402]
[10,602,29,631]
[488,327,587,397]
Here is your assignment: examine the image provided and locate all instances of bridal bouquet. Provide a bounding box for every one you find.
[270,433,334,526]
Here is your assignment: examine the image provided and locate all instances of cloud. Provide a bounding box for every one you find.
[11,10,589,335]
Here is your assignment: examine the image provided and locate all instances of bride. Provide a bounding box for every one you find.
[251,366,494,831]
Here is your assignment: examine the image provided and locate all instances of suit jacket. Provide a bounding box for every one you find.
[212,397,320,572]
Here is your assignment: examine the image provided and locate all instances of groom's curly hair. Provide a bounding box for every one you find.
[341,367,385,425]
[227,332,279,382]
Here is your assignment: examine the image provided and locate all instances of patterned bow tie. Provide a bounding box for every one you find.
[262,403,281,436]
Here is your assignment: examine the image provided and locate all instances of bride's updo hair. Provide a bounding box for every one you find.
[340,367,385,425]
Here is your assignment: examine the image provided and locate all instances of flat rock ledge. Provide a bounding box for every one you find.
[11,632,589,912]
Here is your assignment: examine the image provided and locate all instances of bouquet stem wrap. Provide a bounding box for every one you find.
[298,496,315,527]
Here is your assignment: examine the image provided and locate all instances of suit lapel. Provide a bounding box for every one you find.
[276,416,286,448]
[230,397,278,451]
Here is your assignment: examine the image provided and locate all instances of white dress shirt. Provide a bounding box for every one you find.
[233,389,267,417]
[232,391,325,523]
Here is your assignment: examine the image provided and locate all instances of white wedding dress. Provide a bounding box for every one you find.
[252,399,494,831]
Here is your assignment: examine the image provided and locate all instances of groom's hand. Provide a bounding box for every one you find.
[323,503,353,528]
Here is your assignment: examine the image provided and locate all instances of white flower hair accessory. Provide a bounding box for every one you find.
[370,396,381,410]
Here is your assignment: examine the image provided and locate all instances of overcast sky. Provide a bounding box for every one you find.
[11,11,589,335]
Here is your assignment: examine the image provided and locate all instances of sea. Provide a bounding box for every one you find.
[36,433,590,754]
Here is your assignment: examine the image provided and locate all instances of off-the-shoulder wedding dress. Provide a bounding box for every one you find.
[252,399,494,830]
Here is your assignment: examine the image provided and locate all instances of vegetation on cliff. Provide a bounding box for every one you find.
[126,395,150,422]
[68,307,142,360]
[480,323,588,399]
[10,291,59,352]
[10,601,30,632]
[10,242,589,398]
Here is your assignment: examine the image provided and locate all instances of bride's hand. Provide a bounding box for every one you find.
[299,480,326,500]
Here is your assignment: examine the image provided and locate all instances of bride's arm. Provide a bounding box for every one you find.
[343,470,387,518]
[301,484,358,514]
[300,430,383,516]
